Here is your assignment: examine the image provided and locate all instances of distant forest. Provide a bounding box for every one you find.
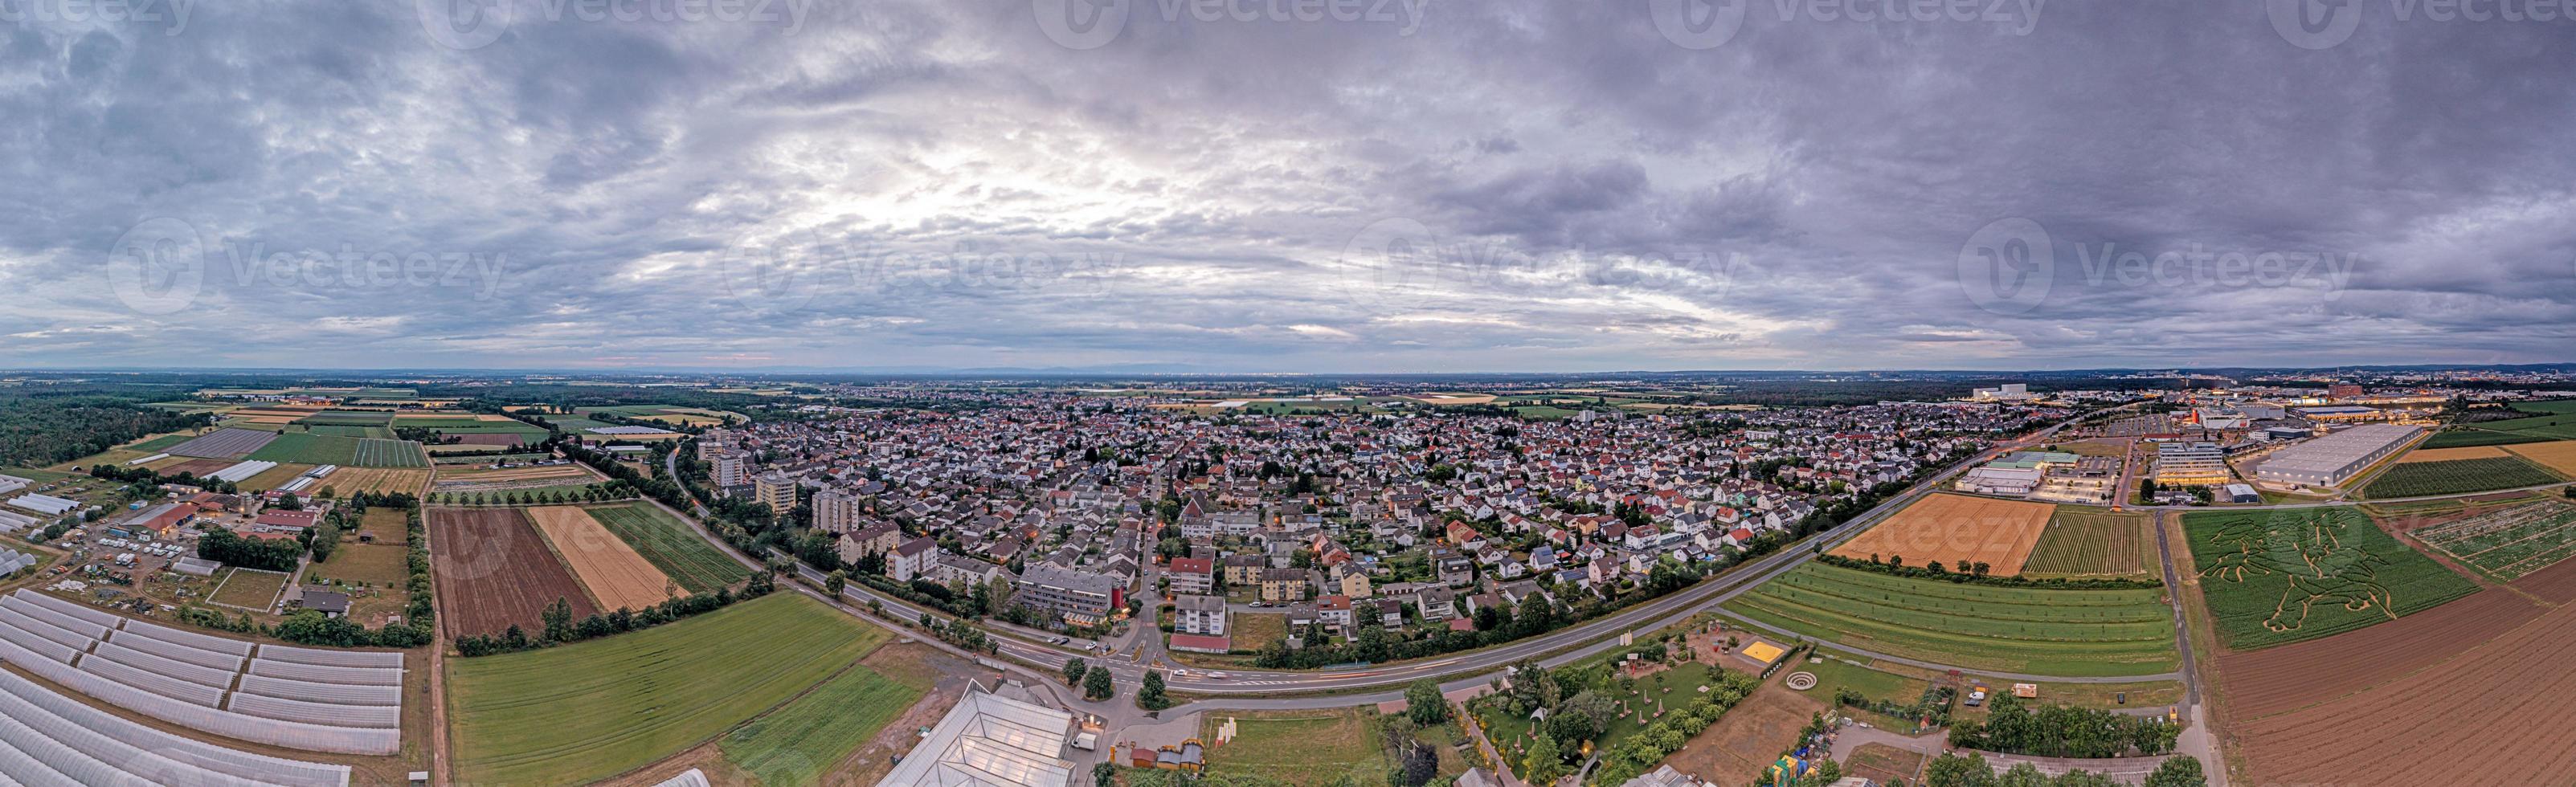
[0,385,204,467]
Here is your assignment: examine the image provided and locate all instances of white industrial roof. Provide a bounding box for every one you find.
[876,684,1075,787]
[6,495,80,516]
[2259,424,2420,474]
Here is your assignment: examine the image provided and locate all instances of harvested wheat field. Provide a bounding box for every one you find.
[1831,494,2055,576]
[2504,439,2576,477]
[1663,682,1824,786]
[529,506,682,610]
[2398,445,2512,463]
[327,467,431,496]
[2234,584,2576,785]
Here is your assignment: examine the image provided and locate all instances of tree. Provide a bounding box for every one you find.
[1138,670,1171,710]
[1083,664,1114,701]
[1520,733,1565,785]
[2144,756,2206,787]
[1092,762,1116,787]
[1925,752,1994,787]
[824,569,846,598]
[1405,679,1450,725]
[1062,657,1089,687]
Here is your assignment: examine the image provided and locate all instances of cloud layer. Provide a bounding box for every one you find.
[2,0,2572,371]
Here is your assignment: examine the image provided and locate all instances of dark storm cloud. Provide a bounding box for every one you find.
[0,0,2570,371]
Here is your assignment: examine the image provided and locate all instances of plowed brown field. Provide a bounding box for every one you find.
[528,506,681,610]
[2211,585,2545,720]
[427,508,596,637]
[2235,592,2576,785]
[1830,494,2055,576]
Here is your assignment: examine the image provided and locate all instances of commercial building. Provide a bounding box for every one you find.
[2256,423,2422,488]
[875,681,1077,787]
[2153,442,2232,487]
[2225,483,2261,504]
[1972,383,2032,401]
[1016,564,1124,626]
[1953,466,2043,495]
[2294,405,2385,423]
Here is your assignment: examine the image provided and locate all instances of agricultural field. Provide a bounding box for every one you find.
[237,462,316,492]
[529,506,685,610]
[2020,509,2154,578]
[2181,507,2481,650]
[1720,563,2178,676]
[433,451,550,465]
[294,410,396,426]
[587,503,752,593]
[1662,683,1825,786]
[430,463,602,495]
[354,438,428,467]
[2419,427,2551,449]
[2395,445,2513,463]
[121,433,195,451]
[578,405,740,426]
[206,567,291,610]
[247,433,362,465]
[320,467,432,496]
[717,662,930,786]
[447,593,887,786]
[2231,590,2576,786]
[1830,494,2055,577]
[2359,455,2561,499]
[305,424,397,439]
[2504,439,2576,477]
[427,507,598,637]
[1198,708,1392,785]
[2411,500,2576,581]
[166,427,279,458]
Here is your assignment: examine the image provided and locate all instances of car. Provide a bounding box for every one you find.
[1172,669,1192,678]
[1208,671,1229,680]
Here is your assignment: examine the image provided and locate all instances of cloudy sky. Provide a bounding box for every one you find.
[2,0,2572,372]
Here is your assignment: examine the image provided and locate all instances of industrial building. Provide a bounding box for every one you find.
[1953,466,2043,495]
[2294,405,2386,423]
[2153,442,2232,487]
[2255,424,2423,488]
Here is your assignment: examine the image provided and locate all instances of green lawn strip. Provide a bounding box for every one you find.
[2180,507,2482,650]
[448,593,885,785]
[719,664,930,785]
[123,434,194,451]
[1200,708,1393,785]
[2360,455,2563,499]
[2421,428,2552,449]
[245,433,362,465]
[1751,579,2174,636]
[587,504,753,592]
[1720,593,2177,678]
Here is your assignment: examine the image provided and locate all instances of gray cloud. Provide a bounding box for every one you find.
[0,0,2570,372]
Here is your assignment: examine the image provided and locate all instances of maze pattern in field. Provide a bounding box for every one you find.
[1723,563,2177,676]
[2182,508,2481,650]
[2413,500,2576,581]
[2361,455,2562,499]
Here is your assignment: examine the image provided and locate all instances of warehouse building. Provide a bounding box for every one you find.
[2255,424,2423,488]
[2153,442,2232,487]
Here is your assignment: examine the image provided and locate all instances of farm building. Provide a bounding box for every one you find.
[877,680,1077,786]
[6,494,81,516]
[2256,424,2423,487]
[130,503,196,535]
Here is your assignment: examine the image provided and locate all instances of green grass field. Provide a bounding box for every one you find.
[353,438,427,467]
[448,593,886,786]
[304,424,396,439]
[2022,511,2155,577]
[246,433,361,465]
[2421,428,2553,449]
[1720,563,2178,676]
[294,410,395,426]
[2360,455,2562,499]
[1514,406,1582,420]
[586,504,753,592]
[718,663,930,785]
[2181,507,2480,650]
[1200,708,1392,785]
[207,568,288,609]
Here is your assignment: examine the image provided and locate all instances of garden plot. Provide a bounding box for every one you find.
[2412,500,2576,581]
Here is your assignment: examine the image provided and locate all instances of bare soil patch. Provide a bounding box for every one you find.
[427,507,597,637]
[1831,493,2055,576]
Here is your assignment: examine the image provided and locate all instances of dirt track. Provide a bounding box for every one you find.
[427,508,596,637]
[528,506,681,611]
[1830,493,2054,576]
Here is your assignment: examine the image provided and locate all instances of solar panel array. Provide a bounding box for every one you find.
[0,590,406,756]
